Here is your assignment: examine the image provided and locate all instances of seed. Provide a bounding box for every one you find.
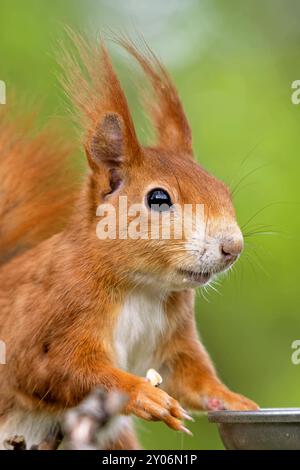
[146,368,163,387]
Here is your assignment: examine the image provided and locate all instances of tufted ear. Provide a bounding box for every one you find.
[115,36,193,157]
[86,112,131,194]
[60,31,142,175]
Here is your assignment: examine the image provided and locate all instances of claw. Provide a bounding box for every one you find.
[179,425,193,437]
[182,412,194,422]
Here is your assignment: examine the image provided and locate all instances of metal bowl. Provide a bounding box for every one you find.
[208,408,300,450]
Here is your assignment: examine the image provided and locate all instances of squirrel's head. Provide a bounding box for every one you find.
[63,34,243,291]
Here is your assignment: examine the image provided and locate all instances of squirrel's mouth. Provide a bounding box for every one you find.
[178,269,212,285]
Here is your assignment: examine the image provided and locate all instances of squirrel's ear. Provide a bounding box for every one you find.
[87,113,124,171]
[86,113,127,193]
[60,32,142,175]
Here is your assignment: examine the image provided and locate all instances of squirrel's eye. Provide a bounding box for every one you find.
[147,188,173,211]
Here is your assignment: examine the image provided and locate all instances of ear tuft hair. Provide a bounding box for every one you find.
[59,29,141,168]
[112,34,193,155]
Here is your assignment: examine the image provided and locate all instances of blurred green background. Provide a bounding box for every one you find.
[1,0,300,450]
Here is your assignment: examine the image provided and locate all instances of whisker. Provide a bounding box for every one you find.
[207,281,222,296]
[241,201,291,231]
[243,250,269,277]
[229,139,264,190]
[244,230,279,238]
[231,163,268,197]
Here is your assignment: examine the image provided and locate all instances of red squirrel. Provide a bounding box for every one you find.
[0,34,257,450]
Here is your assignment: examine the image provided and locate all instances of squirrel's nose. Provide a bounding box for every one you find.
[220,237,243,262]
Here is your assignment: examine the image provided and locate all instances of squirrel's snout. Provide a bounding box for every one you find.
[220,237,244,263]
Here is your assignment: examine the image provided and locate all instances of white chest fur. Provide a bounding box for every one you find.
[115,290,168,376]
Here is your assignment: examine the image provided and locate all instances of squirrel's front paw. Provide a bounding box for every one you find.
[202,385,258,411]
[125,380,193,435]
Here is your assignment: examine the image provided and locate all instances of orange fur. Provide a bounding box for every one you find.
[0,33,257,450]
[60,29,140,163]
[0,108,78,264]
[104,423,140,450]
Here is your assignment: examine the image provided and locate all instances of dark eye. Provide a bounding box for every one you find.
[147,188,173,211]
